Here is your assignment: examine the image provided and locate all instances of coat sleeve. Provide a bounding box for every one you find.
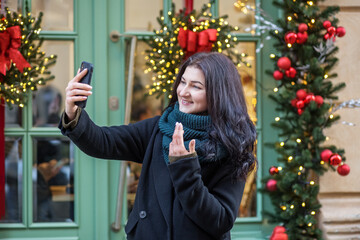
[168,156,245,238]
[58,109,160,163]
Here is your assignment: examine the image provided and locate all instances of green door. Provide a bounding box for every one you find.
[1,0,279,239]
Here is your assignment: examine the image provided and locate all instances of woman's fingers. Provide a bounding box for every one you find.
[189,139,196,153]
[169,122,195,157]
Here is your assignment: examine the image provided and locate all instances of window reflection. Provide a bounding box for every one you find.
[220,0,256,33]
[5,105,22,128]
[125,0,162,32]
[33,85,63,127]
[1,137,23,223]
[33,137,74,222]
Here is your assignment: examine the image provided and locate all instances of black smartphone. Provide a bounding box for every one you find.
[75,61,93,108]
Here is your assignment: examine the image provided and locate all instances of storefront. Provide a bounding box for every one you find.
[1,0,280,239]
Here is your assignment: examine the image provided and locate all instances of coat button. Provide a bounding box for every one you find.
[139,211,147,219]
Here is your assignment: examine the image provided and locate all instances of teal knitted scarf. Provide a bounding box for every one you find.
[159,102,227,164]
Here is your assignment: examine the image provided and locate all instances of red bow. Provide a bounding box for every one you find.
[177,27,217,59]
[0,25,31,76]
[270,226,288,240]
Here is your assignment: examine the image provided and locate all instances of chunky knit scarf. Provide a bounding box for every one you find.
[159,102,227,164]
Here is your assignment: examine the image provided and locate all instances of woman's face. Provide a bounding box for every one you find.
[177,66,207,114]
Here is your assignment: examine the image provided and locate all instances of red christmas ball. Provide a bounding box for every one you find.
[285,32,297,44]
[273,70,284,80]
[296,31,308,44]
[269,166,279,175]
[336,26,346,37]
[321,149,333,162]
[298,23,308,33]
[296,89,307,100]
[327,26,336,36]
[297,108,304,115]
[329,154,342,166]
[296,100,305,109]
[315,95,324,105]
[285,67,297,78]
[304,94,316,104]
[337,164,350,176]
[323,20,332,29]
[277,57,291,70]
[266,179,277,192]
[291,99,298,107]
[324,33,330,40]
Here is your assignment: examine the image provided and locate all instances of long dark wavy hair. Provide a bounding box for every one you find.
[168,52,257,180]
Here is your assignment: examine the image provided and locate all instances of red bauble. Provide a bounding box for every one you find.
[266,179,277,192]
[324,33,330,40]
[285,32,297,44]
[327,26,336,36]
[269,166,279,175]
[337,164,350,176]
[304,94,315,104]
[329,154,342,166]
[323,20,332,29]
[296,31,308,44]
[296,89,307,100]
[336,26,346,37]
[285,67,297,78]
[315,95,324,105]
[320,149,333,162]
[297,108,304,115]
[298,23,308,33]
[291,99,298,107]
[273,70,284,80]
[270,226,288,240]
[277,57,291,70]
[296,100,305,109]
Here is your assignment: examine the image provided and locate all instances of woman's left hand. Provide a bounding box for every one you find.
[169,122,195,156]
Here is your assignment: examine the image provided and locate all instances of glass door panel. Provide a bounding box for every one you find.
[5,105,22,128]
[31,0,74,31]
[1,137,23,223]
[32,137,74,223]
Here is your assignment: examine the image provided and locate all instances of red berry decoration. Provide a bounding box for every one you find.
[296,31,308,44]
[297,108,304,115]
[266,179,277,192]
[336,26,346,37]
[270,226,288,240]
[277,57,291,70]
[269,166,279,175]
[296,89,307,100]
[327,26,336,36]
[320,149,333,162]
[285,32,297,44]
[273,70,284,80]
[323,20,332,29]
[324,33,330,40]
[315,95,324,106]
[298,23,308,33]
[291,99,298,107]
[285,67,297,78]
[337,164,350,176]
[296,100,305,109]
[304,94,315,104]
[329,154,342,166]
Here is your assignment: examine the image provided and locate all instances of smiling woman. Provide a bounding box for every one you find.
[177,66,208,114]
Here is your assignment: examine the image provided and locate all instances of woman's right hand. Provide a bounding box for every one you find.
[65,68,92,121]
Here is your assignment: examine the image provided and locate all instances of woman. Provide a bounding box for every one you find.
[59,52,257,240]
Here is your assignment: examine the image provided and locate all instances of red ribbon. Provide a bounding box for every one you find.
[0,25,31,76]
[0,98,5,219]
[177,28,217,59]
[185,0,194,15]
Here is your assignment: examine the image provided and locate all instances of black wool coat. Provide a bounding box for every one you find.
[59,110,246,240]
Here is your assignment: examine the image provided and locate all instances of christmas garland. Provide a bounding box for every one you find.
[0,6,57,107]
[247,0,350,239]
[143,0,251,98]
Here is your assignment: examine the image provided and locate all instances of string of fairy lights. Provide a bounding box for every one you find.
[0,7,56,107]
[143,1,251,98]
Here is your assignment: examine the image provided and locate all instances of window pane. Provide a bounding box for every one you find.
[236,42,257,217]
[125,0,162,32]
[32,137,74,222]
[0,0,21,13]
[33,40,74,127]
[220,0,256,33]
[31,0,74,31]
[127,41,164,214]
[5,105,22,128]
[0,137,23,223]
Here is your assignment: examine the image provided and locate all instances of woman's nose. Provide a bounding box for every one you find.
[179,86,190,96]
